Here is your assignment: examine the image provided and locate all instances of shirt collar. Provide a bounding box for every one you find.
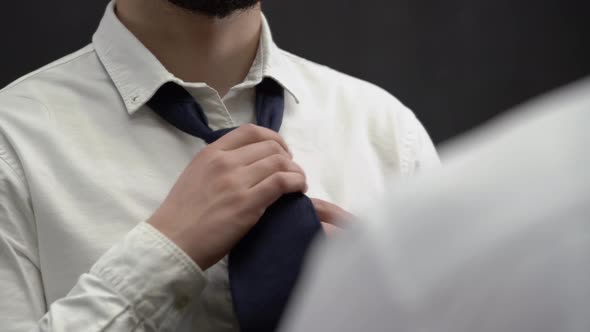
[92,1,302,115]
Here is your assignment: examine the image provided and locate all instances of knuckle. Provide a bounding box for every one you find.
[274,173,291,191]
[271,154,290,171]
[210,154,232,171]
[274,133,285,144]
[267,154,288,172]
[243,123,258,131]
[242,123,261,138]
[267,140,283,154]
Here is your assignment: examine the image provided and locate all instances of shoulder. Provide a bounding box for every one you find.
[1,44,97,93]
[282,50,438,172]
[0,44,103,125]
[281,50,408,110]
[281,49,422,140]
[0,44,104,109]
[0,45,105,156]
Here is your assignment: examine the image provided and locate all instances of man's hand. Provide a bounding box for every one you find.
[148,124,307,270]
[311,198,355,236]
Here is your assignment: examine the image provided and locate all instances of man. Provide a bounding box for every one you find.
[280,78,590,332]
[0,0,438,331]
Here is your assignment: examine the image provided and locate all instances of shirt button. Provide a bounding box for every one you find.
[131,95,140,103]
[175,296,190,310]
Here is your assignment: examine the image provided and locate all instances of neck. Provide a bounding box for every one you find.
[115,0,262,96]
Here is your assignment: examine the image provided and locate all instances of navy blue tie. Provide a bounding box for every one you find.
[148,78,323,332]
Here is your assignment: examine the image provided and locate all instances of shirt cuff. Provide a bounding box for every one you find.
[90,222,206,331]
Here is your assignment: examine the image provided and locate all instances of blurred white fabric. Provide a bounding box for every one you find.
[280,78,590,332]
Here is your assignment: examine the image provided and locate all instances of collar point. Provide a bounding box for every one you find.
[124,97,144,115]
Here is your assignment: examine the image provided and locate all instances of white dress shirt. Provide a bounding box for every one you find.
[0,2,439,331]
[280,78,590,332]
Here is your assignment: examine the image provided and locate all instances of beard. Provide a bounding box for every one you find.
[167,0,260,18]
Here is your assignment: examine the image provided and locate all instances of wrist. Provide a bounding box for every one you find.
[147,208,216,270]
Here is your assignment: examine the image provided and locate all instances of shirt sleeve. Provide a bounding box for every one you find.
[0,154,207,332]
[281,98,590,332]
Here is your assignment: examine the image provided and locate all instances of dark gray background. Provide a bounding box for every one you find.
[1,1,589,143]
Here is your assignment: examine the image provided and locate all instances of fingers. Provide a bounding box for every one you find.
[230,139,292,166]
[311,198,354,227]
[213,124,291,156]
[242,154,305,188]
[249,172,307,208]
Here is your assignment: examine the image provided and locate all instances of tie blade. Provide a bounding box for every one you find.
[229,193,323,332]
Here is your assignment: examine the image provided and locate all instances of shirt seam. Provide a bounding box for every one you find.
[0,146,42,271]
[1,233,41,271]
[0,46,96,96]
[401,116,416,175]
[0,148,25,184]
[0,94,54,182]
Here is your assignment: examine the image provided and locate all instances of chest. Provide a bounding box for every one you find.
[23,99,401,312]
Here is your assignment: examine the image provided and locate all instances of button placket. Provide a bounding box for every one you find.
[188,88,235,130]
[224,88,257,127]
[204,95,235,130]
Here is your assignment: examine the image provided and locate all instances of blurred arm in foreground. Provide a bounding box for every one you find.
[281,77,590,332]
